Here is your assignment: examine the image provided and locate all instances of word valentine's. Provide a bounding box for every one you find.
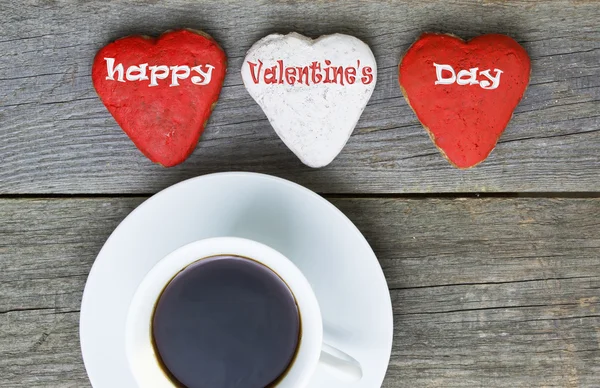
[103,58,215,87]
[433,63,503,90]
[246,59,374,86]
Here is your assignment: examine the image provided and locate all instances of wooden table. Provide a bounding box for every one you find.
[1,1,599,387]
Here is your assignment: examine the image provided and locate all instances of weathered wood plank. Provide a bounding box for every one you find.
[0,197,598,387]
[1,0,599,194]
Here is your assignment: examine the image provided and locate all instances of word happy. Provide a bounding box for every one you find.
[104,58,215,87]
[433,63,503,90]
[247,59,374,86]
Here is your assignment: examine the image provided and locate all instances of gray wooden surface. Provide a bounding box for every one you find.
[1,197,599,387]
[1,1,600,387]
[1,0,599,194]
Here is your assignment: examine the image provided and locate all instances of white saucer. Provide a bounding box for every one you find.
[80,172,393,388]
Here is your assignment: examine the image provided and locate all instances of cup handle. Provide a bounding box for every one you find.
[319,342,363,382]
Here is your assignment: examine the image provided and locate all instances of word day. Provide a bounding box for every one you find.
[433,63,503,90]
[246,59,374,86]
[104,58,215,87]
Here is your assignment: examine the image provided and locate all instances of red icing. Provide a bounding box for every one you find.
[92,30,227,167]
[399,33,530,168]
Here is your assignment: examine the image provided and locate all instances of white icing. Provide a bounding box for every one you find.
[456,68,479,85]
[125,64,149,81]
[103,59,215,87]
[190,64,215,85]
[433,63,456,85]
[104,57,125,82]
[479,69,503,90]
[169,65,190,87]
[241,33,377,168]
[148,65,169,87]
[434,63,503,90]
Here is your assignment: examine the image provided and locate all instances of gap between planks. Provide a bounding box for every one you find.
[0,192,599,200]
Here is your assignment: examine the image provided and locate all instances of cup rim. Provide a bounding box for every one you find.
[125,237,323,388]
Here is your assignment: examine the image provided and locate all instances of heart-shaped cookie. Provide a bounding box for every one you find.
[241,33,377,168]
[92,29,227,167]
[399,33,530,168]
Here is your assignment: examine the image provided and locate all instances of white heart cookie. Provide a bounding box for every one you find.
[242,33,377,168]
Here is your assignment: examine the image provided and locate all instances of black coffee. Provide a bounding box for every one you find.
[152,255,300,388]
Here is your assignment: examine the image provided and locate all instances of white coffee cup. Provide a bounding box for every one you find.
[125,237,362,388]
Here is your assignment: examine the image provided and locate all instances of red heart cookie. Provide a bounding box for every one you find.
[399,33,530,168]
[92,29,227,167]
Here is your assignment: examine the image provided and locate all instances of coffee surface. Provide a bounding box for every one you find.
[152,255,300,388]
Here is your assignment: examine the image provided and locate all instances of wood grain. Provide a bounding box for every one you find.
[1,0,599,194]
[1,197,598,387]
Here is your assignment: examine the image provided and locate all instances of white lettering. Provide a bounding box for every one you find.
[456,68,479,86]
[103,60,215,86]
[434,64,503,89]
[479,69,503,90]
[433,63,456,85]
[125,63,149,81]
[191,64,215,85]
[105,58,125,82]
[148,65,170,87]
[170,65,191,87]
